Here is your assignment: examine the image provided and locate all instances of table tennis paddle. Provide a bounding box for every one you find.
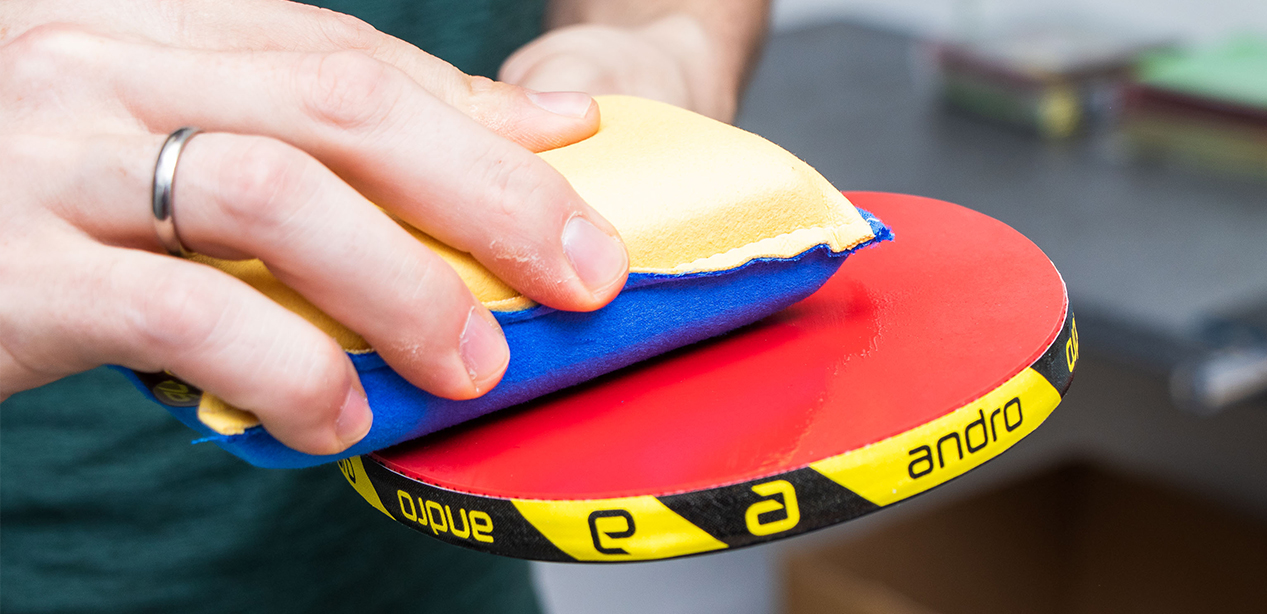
[341,191,1076,562]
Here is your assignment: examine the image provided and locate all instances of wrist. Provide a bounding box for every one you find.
[634,14,739,122]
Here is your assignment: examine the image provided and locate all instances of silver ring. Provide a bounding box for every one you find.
[152,127,201,257]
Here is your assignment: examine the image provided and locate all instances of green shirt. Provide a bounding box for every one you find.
[1,1,546,612]
[312,0,545,79]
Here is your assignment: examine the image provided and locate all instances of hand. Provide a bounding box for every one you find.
[0,0,630,455]
[499,14,738,122]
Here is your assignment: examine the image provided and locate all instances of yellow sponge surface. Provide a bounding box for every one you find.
[540,96,871,275]
[191,96,872,355]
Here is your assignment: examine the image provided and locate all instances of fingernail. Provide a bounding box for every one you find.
[528,91,593,118]
[460,308,510,392]
[563,216,628,297]
[335,376,373,448]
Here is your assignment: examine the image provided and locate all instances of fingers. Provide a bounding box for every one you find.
[172,133,512,398]
[0,16,634,458]
[3,26,627,312]
[3,127,518,452]
[109,0,604,153]
[0,235,372,455]
[462,78,600,153]
[107,43,627,311]
[44,131,513,400]
[264,2,604,152]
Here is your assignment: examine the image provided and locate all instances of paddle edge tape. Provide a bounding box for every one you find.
[345,309,1077,563]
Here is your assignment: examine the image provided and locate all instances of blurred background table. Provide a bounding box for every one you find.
[534,21,1267,614]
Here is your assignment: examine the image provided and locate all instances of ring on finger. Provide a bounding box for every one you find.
[152,127,201,257]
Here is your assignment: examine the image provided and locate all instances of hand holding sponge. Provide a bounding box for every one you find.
[129,95,890,468]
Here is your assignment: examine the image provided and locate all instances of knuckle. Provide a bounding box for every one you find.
[471,147,550,221]
[463,75,500,107]
[394,254,463,322]
[211,137,319,234]
[299,50,404,133]
[123,266,227,357]
[461,76,522,130]
[254,341,349,450]
[271,344,344,419]
[0,24,103,86]
[3,23,97,57]
[313,10,382,52]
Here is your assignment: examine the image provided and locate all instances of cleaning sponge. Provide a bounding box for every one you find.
[127,95,891,468]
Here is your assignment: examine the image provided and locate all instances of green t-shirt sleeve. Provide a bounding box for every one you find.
[304,0,546,78]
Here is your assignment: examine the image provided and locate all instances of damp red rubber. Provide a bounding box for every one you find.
[341,192,1077,562]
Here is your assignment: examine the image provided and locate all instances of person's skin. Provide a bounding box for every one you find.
[503,0,771,123]
[0,0,769,457]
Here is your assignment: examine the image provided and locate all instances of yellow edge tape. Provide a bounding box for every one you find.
[345,356,1067,561]
[512,496,729,561]
[811,367,1060,506]
[339,456,393,518]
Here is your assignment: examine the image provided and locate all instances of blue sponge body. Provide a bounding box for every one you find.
[125,211,890,468]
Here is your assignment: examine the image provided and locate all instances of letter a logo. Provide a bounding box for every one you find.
[745,480,801,536]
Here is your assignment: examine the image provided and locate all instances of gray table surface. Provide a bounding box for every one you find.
[736,23,1267,341]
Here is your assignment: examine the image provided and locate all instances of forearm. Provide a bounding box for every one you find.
[538,0,770,120]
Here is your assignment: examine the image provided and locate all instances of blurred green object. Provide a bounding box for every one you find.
[1123,35,1267,181]
[1137,35,1267,110]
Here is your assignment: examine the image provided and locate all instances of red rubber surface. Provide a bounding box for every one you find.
[375,193,1067,500]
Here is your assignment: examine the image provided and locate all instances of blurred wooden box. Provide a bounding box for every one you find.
[785,464,1267,614]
